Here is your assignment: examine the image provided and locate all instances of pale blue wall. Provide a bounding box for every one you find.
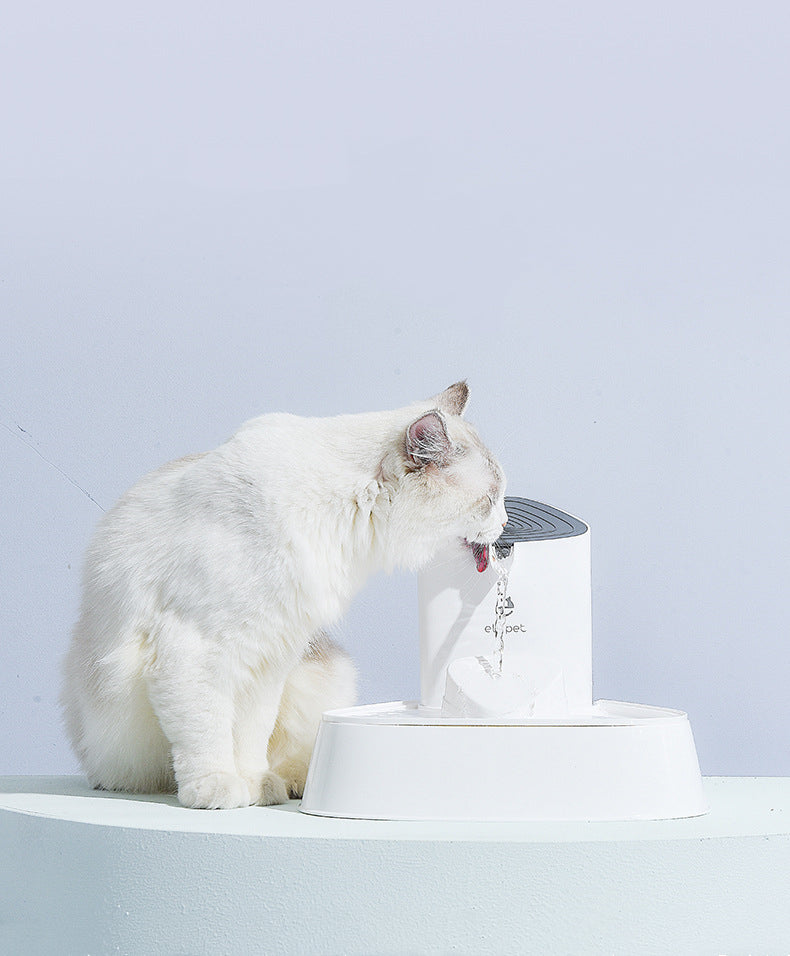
[2,0,788,774]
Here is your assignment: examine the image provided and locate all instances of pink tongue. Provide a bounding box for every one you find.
[474,543,489,573]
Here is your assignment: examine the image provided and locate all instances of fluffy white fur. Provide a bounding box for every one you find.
[61,382,507,809]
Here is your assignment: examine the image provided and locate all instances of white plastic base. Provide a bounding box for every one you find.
[300,699,708,821]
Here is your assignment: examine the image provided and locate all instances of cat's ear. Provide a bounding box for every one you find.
[406,411,452,469]
[433,381,469,417]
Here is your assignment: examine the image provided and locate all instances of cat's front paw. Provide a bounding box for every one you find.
[178,772,252,810]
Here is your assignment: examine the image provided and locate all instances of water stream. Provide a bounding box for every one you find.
[492,559,510,676]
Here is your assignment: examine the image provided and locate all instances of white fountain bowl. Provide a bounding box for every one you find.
[299,699,708,822]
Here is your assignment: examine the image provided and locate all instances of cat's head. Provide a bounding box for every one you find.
[383,381,507,571]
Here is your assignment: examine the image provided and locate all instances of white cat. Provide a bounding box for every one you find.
[61,382,507,809]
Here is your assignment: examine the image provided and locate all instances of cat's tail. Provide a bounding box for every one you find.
[268,633,357,799]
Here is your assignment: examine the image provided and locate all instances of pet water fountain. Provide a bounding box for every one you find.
[300,497,707,821]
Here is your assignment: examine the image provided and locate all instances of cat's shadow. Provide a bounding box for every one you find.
[0,775,180,805]
[0,776,310,813]
[1,775,301,812]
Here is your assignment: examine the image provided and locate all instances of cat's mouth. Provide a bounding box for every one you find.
[465,540,490,573]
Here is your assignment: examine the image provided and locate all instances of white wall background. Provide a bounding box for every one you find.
[1,0,788,776]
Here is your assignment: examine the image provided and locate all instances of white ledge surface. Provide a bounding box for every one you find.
[2,775,790,956]
[0,774,787,839]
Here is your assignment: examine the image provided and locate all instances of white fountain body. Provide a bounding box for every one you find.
[421,500,592,718]
[300,498,707,821]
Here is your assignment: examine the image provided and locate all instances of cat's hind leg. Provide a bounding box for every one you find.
[61,635,176,796]
[268,634,357,799]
